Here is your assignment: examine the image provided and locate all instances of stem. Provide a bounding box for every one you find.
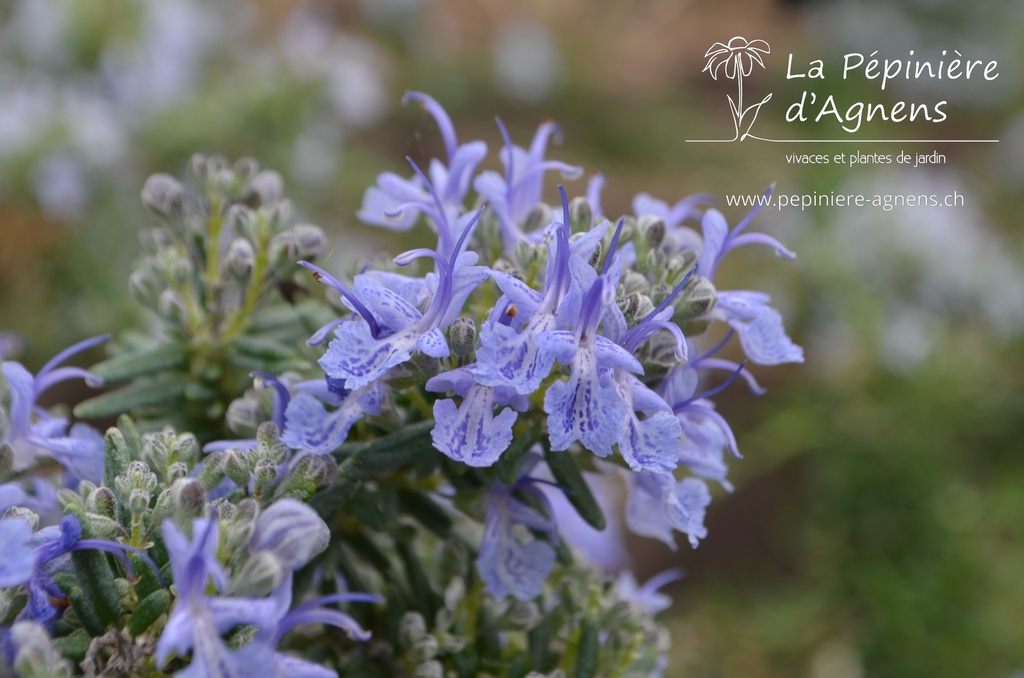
[205,196,224,289]
[223,212,269,340]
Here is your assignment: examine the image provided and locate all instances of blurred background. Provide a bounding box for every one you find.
[1,0,1022,675]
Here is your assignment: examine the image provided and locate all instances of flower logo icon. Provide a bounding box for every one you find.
[702,37,773,141]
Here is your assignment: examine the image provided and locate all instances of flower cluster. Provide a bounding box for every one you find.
[281,92,802,593]
[0,93,800,676]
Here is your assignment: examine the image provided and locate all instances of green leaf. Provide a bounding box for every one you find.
[127,589,170,637]
[573,618,600,678]
[90,344,188,383]
[232,335,294,361]
[52,630,91,664]
[74,375,191,420]
[398,488,453,538]
[103,428,132,490]
[544,446,606,531]
[496,423,542,484]
[337,420,437,480]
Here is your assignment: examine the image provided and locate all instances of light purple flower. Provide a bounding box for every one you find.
[625,471,711,550]
[157,518,282,675]
[308,199,487,392]
[693,199,802,366]
[0,518,34,588]
[540,276,641,459]
[614,568,684,615]
[477,455,557,601]
[1,335,108,483]
[358,92,487,258]
[427,369,520,467]
[2,515,157,630]
[234,581,381,678]
[473,118,582,251]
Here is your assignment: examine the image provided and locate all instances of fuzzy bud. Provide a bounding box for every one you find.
[523,203,552,233]
[226,238,255,278]
[2,506,39,531]
[225,397,263,437]
[141,174,184,217]
[9,621,74,678]
[87,487,118,520]
[268,231,299,266]
[233,551,285,597]
[292,224,326,260]
[249,498,329,572]
[128,489,150,516]
[677,276,718,320]
[569,196,592,232]
[448,317,477,358]
[223,448,251,488]
[168,478,206,525]
[638,215,666,249]
[197,453,228,491]
[400,612,427,646]
[245,170,284,206]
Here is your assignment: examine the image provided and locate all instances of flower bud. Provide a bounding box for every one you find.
[638,215,666,249]
[253,458,278,495]
[2,506,39,531]
[169,478,206,525]
[223,448,251,488]
[157,289,187,325]
[226,237,255,278]
[164,462,187,485]
[249,498,329,572]
[197,453,227,491]
[245,170,284,206]
[128,270,161,308]
[569,196,593,232]
[141,174,184,217]
[228,204,257,239]
[268,231,299,266]
[677,275,718,320]
[292,223,326,260]
[233,551,285,597]
[514,239,545,271]
[10,621,74,677]
[523,203,552,233]
[129,489,150,516]
[225,397,263,437]
[87,487,118,520]
[448,317,476,358]
[232,155,258,177]
[400,612,427,646]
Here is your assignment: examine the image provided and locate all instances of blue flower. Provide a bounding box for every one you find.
[477,455,558,601]
[625,471,711,550]
[358,92,487,255]
[1,335,108,483]
[307,197,487,392]
[474,118,582,250]
[539,275,641,459]
[234,582,381,678]
[614,568,684,615]
[157,518,282,675]
[280,382,382,455]
[695,199,803,366]
[426,367,523,467]
[0,518,34,588]
[1,515,159,630]
[472,195,581,395]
